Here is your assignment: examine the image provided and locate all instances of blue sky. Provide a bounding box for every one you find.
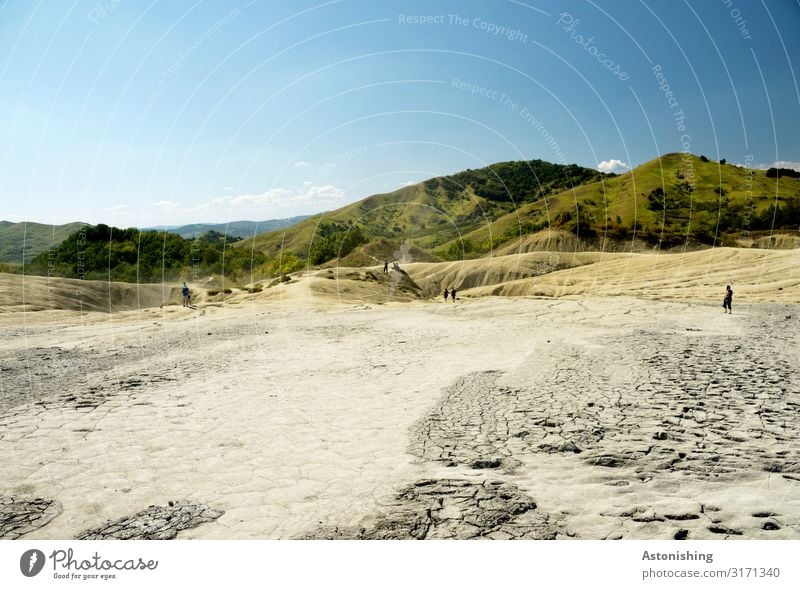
[0,0,798,226]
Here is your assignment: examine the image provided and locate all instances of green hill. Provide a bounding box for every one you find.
[235,159,612,261]
[0,221,88,264]
[450,153,800,253]
[237,154,800,264]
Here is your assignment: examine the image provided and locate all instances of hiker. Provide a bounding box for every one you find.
[451,287,457,302]
[383,260,388,274]
[392,261,400,271]
[443,288,449,302]
[182,282,190,307]
[723,285,733,314]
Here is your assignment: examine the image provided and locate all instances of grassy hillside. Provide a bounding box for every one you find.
[239,153,800,264]
[0,221,88,264]
[236,159,612,260]
[452,154,800,254]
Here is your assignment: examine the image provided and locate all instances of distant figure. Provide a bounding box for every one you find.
[182,282,190,307]
[723,285,733,314]
[383,260,388,274]
[443,288,449,302]
[392,261,400,271]
[451,287,457,302]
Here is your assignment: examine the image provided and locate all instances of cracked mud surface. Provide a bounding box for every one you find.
[301,478,557,540]
[1,298,798,539]
[401,308,799,538]
[76,502,223,540]
[0,494,62,539]
[409,319,799,484]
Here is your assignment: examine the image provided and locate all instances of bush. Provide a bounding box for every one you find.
[766,167,800,179]
[308,223,368,265]
[0,262,22,274]
[25,225,266,284]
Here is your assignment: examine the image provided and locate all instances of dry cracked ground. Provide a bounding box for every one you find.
[1,298,798,540]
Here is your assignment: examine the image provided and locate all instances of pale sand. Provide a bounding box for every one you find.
[0,247,798,539]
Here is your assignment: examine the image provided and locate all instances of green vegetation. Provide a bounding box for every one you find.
[25,225,271,283]
[16,155,800,282]
[236,159,612,259]
[450,153,800,251]
[0,262,22,274]
[431,160,610,204]
[766,167,800,179]
[0,221,88,264]
[307,222,368,264]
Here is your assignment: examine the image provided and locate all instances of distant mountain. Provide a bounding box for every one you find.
[0,221,88,264]
[146,217,310,239]
[0,217,311,266]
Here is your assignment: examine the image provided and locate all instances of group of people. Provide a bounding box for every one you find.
[180,278,733,311]
[443,287,458,302]
[383,260,401,273]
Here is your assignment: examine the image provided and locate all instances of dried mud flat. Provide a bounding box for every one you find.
[0,296,798,540]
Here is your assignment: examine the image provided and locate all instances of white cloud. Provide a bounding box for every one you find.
[401,180,415,186]
[765,160,800,171]
[193,184,347,218]
[151,200,179,210]
[127,184,348,226]
[293,160,312,168]
[597,159,629,174]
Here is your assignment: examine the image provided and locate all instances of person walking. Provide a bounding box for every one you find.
[383,260,388,274]
[182,282,190,307]
[443,288,449,302]
[723,285,733,314]
[450,287,457,302]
